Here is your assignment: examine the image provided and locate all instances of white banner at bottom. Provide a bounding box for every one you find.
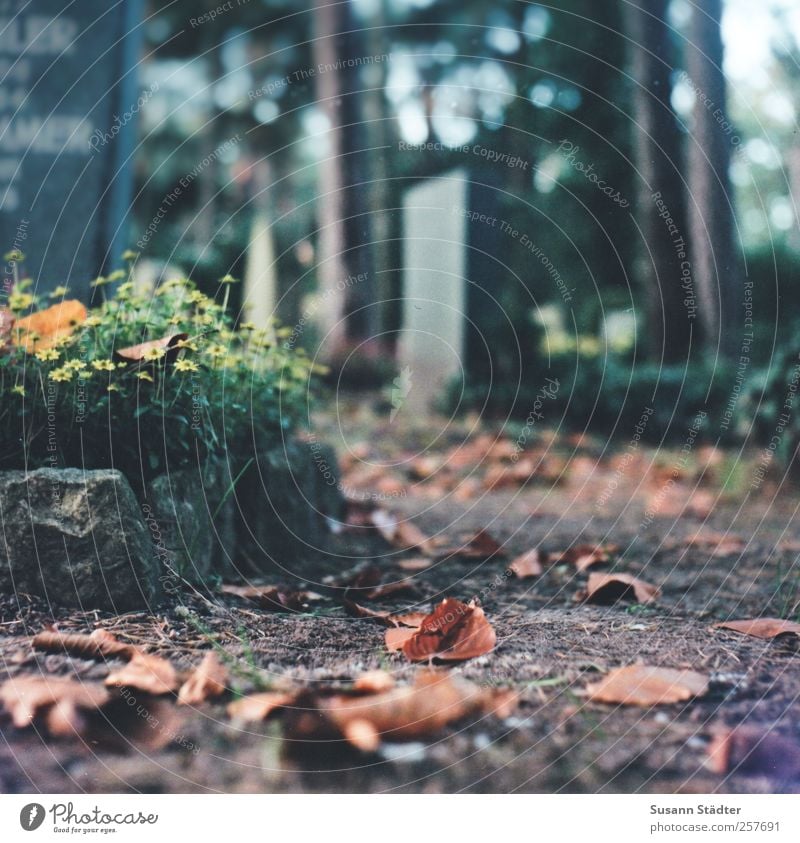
[1,794,796,841]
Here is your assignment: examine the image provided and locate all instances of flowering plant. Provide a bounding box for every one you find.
[0,256,319,486]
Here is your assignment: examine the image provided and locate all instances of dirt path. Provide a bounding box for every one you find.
[2,402,800,793]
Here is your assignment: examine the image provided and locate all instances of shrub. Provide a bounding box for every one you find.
[0,261,318,489]
[448,351,733,445]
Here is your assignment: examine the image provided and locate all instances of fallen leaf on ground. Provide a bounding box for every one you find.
[449,529,504,559]
[357,579,418,600]
[509,549,545,578]
[333,564,417,601]
[115,332,188,363]
[370,509,436,555]
[32,628,137,661]
[714,618,800,640]
[227,692,295,722]
[390,611,429,628]
[683,530,745,557]
[0,675,109,732]
[706,725,800,778]
[105,652,179,695]
[220,584,319,612]
[578,572,659,604]
[397,557,434,572]
[289,671,517,751]
[385,598,496,662]
[385,626,418,651]
[551,543,617,571]
[353,671,395,694]
[14,300,87,350]
[585,665,708,705]
[178,652,229,706]
[343,599,394,623]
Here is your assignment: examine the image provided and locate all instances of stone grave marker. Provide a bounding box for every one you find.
[0,0,144,299]
[398,169,469,416]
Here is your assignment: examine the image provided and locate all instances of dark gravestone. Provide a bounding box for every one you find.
[0,0,144,299]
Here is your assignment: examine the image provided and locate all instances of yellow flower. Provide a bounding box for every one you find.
[168,315,183,326]
[135,371,153,382]
[106,269,126,282]
[4,249,24,263]
[206,343,227,358]
[121,249,139,262]
[84,315,102,328]
[11,384,25,396]
[220,274,238,285]
[48,285,70,298]
[54,334,77,348]
[142,347,166,362]
[116,281,135,299]
[49,367,74,383]
[187,290,211,306]
[35,348,60,362]
[92,359,116,371]
[239,321,257,331]
[193,313,214,326]
[174,359,199,373]
[90,275,109,288]
[106,383,119,392]
[63,359,88,372]
[8,291,34,311]
[175,339,198,351]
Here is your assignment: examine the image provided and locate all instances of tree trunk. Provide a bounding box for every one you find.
[686,0,740,357]
[311,0,351,354]
[625,0,693,362]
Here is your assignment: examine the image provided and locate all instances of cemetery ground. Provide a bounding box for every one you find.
[1,396,800,794]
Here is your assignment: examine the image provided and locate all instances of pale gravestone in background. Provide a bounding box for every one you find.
[398,169,468,416]
[0,0,144,299]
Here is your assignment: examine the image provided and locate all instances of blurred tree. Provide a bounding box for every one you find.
[624,0,692,363]
[685,0,741,357]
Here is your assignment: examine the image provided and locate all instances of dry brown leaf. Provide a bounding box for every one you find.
[358,579,418,601]
[389,611,429,628]
[452,529,504,559]
[585,665,708,706]
[370,509,436,555]
[684,530,745,557]
[551,543,617,571]
[32,628,137,661]
[105,652,179,695]
[706,725,800,778]
[178,652,229,706]
[220,584,318,612]
[386,597,497,662]
[353,670,395,694]
[509,549,545,578]
[714,618,800,640]
[343,599,394,624]
[579,572,660,605]
[0,675,109,731]
[290,671,517,750]
[397,557,434,572]
[385,627,418,651]
[227,692,295,722]
[14,300,87,350]
[114,332,188,363]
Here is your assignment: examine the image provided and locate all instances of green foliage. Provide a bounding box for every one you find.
[0,270,318,488]
[450,352,731,445]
